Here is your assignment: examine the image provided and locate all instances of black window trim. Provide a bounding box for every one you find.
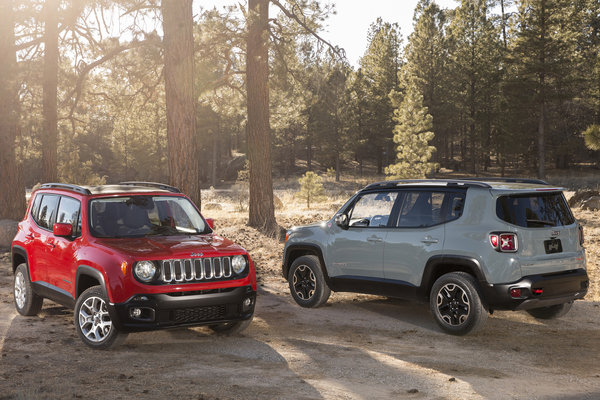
[56,194,82,238]
[392,188,467,229]
[342,187,467,230]
[31,193,61,232]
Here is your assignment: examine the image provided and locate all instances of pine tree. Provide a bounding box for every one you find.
[296,171,326,209]
[386,85,437,179]
[359,18,403,174]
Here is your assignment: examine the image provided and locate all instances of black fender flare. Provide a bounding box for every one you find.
[11,245,29,276]
[282,243,330,283]
[75,265,109,300]
[419,255,489,298]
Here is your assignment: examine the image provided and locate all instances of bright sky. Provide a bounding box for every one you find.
[200,0,459,66]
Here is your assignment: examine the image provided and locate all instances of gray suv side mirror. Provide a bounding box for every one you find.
[334,214,348,229]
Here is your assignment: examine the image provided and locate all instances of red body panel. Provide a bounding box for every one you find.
[12,187,256,304]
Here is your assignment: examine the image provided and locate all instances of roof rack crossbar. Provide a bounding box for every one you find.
[39,183,92,195]
[363,179,491,190]
[119,181,181,193]
[458,177,549,185]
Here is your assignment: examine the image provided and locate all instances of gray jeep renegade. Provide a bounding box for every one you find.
[282,179,589,335]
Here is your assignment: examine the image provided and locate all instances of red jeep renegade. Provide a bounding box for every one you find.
[11,182,256,349]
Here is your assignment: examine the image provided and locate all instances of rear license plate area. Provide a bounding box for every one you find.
[544,238,562,254]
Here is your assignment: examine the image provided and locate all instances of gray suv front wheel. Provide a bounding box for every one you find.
[288,255,331,308]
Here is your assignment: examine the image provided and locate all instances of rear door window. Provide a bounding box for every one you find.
[496,192,575,228]
[396,191,465,228]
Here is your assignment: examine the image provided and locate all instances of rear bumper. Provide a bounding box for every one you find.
[110,285,256,332]
[482,268,589,311]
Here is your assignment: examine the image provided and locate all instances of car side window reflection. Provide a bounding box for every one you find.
[397,191,465,228]
[348,192,398,228]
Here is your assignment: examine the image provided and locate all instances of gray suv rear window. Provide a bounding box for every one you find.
[496,192,574,228]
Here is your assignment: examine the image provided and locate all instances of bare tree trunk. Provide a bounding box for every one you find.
[538,102,546,179]
[0,0,25,219]
[162,0,201,207]
[246,0,278,235]
[537,1,547,180]
[42,0,59,183]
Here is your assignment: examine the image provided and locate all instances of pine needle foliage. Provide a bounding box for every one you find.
[386,85,438,179]
[296,171,326,209]
[583,124,600,151]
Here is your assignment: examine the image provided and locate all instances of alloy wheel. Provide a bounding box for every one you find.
[293,265,316,300]
[14,271,26,309]
[78,296,113,343]
[436,283,470,326]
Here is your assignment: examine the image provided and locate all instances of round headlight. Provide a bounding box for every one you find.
[231,255,247,274]
[134,261,157,282]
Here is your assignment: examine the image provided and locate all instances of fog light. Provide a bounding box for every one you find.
[130,308,142,318]
[242,297,253,312]
[510,288,522,298]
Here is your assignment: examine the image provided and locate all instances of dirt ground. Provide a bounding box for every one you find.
[1,207,599,400]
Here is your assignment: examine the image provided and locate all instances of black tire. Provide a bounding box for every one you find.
[287,255,331,308]
[430,272,488,335]
[210,315,253,335]
[13,263,43,316]
[526,301,573,320]
[74,286,127,350]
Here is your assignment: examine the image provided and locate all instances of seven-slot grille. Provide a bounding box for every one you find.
[160,257,234,283]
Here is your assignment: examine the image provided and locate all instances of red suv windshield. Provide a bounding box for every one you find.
[89,195,208,238]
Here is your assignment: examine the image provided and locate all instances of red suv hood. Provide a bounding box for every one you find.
[95,234,245,260]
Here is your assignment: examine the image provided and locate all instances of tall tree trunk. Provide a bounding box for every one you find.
[537,1,547,180]
[246,0,278,235]
[0,0,25,219]
[42,0,59,183]
[162,0,201,207]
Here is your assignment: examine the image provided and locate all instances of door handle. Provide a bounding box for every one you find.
[421,236,439,244]
[367,236,383,243]
[46,242,55,249]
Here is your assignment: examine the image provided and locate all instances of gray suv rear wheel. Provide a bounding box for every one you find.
[430,272,488,335]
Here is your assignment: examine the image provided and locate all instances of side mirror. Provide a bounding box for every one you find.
[334,214,348,230]
[205,218,215,230]
[53,223,73,237]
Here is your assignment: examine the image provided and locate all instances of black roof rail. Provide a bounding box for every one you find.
[39,183,92,195]
[459,177,549,185]
[363,179,491,190]
[119,181,181,193]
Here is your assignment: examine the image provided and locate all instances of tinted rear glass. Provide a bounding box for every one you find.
[496,192,574,228]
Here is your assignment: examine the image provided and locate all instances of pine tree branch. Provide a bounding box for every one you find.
[270,0,345,60]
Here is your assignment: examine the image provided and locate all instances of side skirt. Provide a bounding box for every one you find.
[32,281,75,309]
[327,276,422,301]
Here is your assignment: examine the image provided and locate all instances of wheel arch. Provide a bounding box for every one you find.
[419,255,487,300]
[75,265,109,301]
[11,245,29,275]
[283,244,330,282]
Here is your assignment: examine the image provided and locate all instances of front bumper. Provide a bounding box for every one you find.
[110,285,256,332]
[482,268,589,311]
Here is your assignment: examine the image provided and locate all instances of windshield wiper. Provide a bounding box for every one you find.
[146,225,180,236]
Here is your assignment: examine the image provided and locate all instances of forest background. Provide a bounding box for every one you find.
[1,0,600,235]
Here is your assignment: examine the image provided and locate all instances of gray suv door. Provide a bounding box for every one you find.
[383,190,465,286]
[328,191,399,278]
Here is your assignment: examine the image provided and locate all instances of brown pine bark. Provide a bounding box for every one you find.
[42,0,59,183]
[0,0,25,220]
[162,0,201,207]
[246,0,279,236]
